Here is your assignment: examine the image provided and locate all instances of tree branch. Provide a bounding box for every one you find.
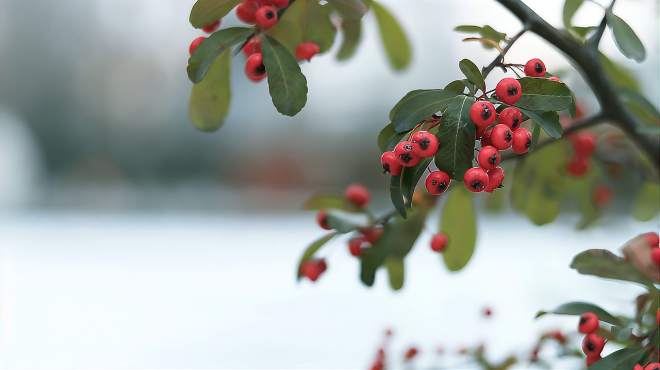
[495,0,659,175]
[482,27,528,78]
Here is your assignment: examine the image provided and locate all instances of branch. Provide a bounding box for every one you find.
[482,28,528,78]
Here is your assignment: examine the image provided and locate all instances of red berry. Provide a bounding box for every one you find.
[369,360,383,370]
[202,20,221,33]
[470,101,497,128]
[593,185,613,207]
[255,6,278,28]
[483,307,493,317]
[657,308,660,325]
[651,248,660,266]
[268,0,289,7]
[295,42,321,61]
[411,130,440,157]
[582,333,605,356]
[477,145,501,170]
[490,124,513,150]
[348,236,366,257]
[643,232,659,248]
[464,167,489,193]
[578,312,599,334]
[245,53,267,82]
[242,37,262,56]
[380,151,402,176]
[345,184,370,207]
[236,0,259,23]
[524,58,546,77]
[511,127,532,154]
[394,141,422,167]
[316,211,330,230]
[567,156,590,177]
[425,170,451,195]
[634,365,644,370]
[485,167,504,193]
[495,78,522,105]
[430,233,448,252]
[571,132,596,157]
[499,107,524,130]
[404,347,418,361]
[586,354,601,367]
[550,330,567,344]
[480,127,493,147]
[189,36,206,56]
[301,259,327,282]
[646,363,660,370]
[361,227,384,243]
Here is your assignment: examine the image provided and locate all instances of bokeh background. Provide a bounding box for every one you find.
[0,0,658,368]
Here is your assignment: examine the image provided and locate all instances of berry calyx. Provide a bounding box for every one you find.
[296,42,321,61]
[571,132,596,157]
[478,145,501,170]
[348,236,366,257]
[301,258,327,282]
[189,36,206,56]
[578,312,599,334]
[567,157,590,177]
[495,78,522,105]
[490,124,513,150]
[245,53,267,82]
[380,151,402,176]
[643,232,659,248]
[236,0,259,23]
[394,141,422,167]
[316,211,331,230]
[202,20,221,33]
[345,184,370,208]
[425,170,451,195]
[411,131,440,157]
[430,233,448,252]
[511,127,532,154]
[470,101,497,128]
[524,58,546,77]
[464,167,489,193]
[499,107,523,130]
[582,333,605,356]
[485,167,504,192]
[255,6,278,28]
[242,37,262,56]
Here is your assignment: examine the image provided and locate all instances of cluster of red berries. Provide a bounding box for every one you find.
[645,232,660,266]
[577,312,605,366]
[188,20,222,56]
[566,131,597,177]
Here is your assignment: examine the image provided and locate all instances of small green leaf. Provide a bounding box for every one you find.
[632,182,660,221]
[336,19,362,61]
[454,25,483,33]
[479,25,506,43]
[377,123,405,152]
[441,187,477,271]
[390,175,406,218]
[434,95,477,179]
[390,89,460,133]
[188,50,232,132]
[524,175,561,225]
[187,27,253,83]
[326,212,361,233]
[268,0,337,53]
[459,59,486,92]
[571,249,655,287]
[296,232,337,280]
[189,0,242,29]
[588,346,646,370]
[261,35,308,116]
[385,257,405,290]
[606,10,646,62]
[516,77,574,112]
[303,195,360,213]
[328,0,368,20]
[401,157,432,207]
[519,109,562,139]
[369,0,411,71]
[536,301,623,326]
[621,89,660,129]
[444,80,467,94]
[562,0,584,28]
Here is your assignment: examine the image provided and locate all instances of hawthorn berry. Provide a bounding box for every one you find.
[242,37,262,56]
[511,127,532,154]
[651,248,660,266]
[296,42,321,61]
[245,53,267,82]
[369,361,384,370]
[345,184,370,208]
[464,167,489,193]
[549,330,567,344]
[643,232,659,248]
[571,132,596,157]
[485,167,504,193]
[411,130,440,157]
[646,363,660,370]
[593,185,613,207]
[316,210,331,230]
[394,141,422,167]
[189,36,205,56]
[478,145,501,170]
[581,333,605,356]
[430,233,448,252]
[634,365,644,370]
[524,58,546,77]
[202,20,221,33]
[361,227,384,243]
[255,6,278,28]
[301,258,327,282]
[578,312,599,334]
[483,307,493,317]
[404,347,419,361]
[470,101,497,128]
[380,151,402,176]
[499,107,524,130]
[425,170,451,195]
[490,124,513,150]
[566,157,589,177]
[348,236,366,257]
[586,354,601,367]
[495,78,522,105]
[236,0,259,23]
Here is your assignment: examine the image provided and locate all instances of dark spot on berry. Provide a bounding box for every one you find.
[525,138,532,148]
[418,138,430,150]
[535,63,543,73]
[586,342,595,352]
[489,155,497,165]
[579,317,586,325]
[403,143,413,151]
[383,164,391,173]
[430,179,438,186]
[438,182,447,191]
[481,106,492,120]
[399,153,413,163]
[255,64,266,74]
[512,117,520,128]
[265,10,275,19]
[504,131,512,142]
[471,181,483,191]
[507,86,518,96]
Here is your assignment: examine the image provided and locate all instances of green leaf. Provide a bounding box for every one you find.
[587,346,646,370]
[516,77,574,112]
[390,175,406,218]
[401,157,432,207]
[570,249,655,287]
[454,25,506,43]
[620,89,660,129]
[519,109,562,139]
[268,0,337,53]
[454,25,483,33]
[524,175,561,225]
[632,181,660,221]
[369,0,411,71]
[188,50,232,132]
[562,0,584,28]
[328,0,368,20]
[377,123,405,152]
[187,27,253,83]
[600,52,641,92]
[303,195,360,213]
[261,35,309,116]
[570,26,597,39]
[459,59,486,92]
[434,95,477,179]
[441,187,477,271]
[444,80,467,94]
[385,257,405,290]
[536,301,623,326]
[326,212,361,233]
[390,89,460,133]
[189,0,242,29]
[530,121,541,147]
[336,19,362,61]
[606,10,646,62]
[296,232,337,280]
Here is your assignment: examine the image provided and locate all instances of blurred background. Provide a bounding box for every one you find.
[0,0,657,368]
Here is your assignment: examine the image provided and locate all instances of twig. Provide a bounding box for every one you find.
[587,0,616,48]
[482,27,528,78]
